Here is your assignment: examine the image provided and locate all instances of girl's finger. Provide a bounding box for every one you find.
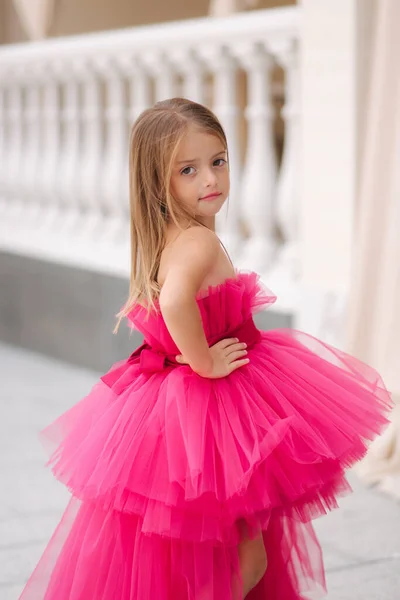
[227,350,248,363]
[217,337,239,349]
[226,342,247,356]
[229,358,250,372]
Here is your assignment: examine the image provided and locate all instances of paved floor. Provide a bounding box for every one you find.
[1,342,399,600]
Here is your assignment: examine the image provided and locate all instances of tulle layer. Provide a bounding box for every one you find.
[19,497,326,600]
[21,271,392,599]
[41,326,390,545]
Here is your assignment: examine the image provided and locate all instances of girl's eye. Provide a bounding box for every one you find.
[181,166,196,176]
[214,158,227,167]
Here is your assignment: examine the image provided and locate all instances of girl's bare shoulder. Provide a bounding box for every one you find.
[157,227,222,303]
[168,225,220,249]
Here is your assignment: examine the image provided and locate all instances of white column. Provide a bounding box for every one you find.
[20,70,42,222]
[205,45,243,258]
[296,0,361,346]
[0,80,7,210]
[237,41,277,273]
[5,73,24,218]
[151,55,177,101]
[37,65,62,228]
[178,49,206,104]
[99,58,129,242]
[57,62,82,231]
[78,61,104,236]
[128,59,152,125]
[265,39,301,310]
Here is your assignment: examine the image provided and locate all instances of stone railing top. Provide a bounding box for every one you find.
[0,7,299,73]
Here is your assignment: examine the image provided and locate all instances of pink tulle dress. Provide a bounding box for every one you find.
[19,271,391,600]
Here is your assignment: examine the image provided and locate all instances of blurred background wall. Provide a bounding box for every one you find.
[0,0,295,44]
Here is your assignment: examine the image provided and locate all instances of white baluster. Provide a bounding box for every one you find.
[20,68,42,222]
[37,64,62,228]
[177,49,206,104]
[206,46,243,258]
[151,54,177,101]
[5,72,24,218]
[98,58,129,242]
[236,42,277,272]
[0,78,6,211]
[128,58,151,125]
[78,61,105,237]
[56,62,82,231]
[266,40,300,309]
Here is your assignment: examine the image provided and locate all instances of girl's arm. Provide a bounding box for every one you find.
[159,227,223,377]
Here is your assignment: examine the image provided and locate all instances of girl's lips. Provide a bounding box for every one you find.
[200,192,222,200]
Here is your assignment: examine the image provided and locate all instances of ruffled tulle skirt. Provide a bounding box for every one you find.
[19,328,391,599]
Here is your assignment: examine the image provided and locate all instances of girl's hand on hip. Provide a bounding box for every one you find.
[175,338,249,378]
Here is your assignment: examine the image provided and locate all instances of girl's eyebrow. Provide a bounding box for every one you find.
[176,150,227,165]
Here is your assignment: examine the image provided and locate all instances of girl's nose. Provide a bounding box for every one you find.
[204,168,218,187]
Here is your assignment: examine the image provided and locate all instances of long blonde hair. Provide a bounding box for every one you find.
[114,98,228,330]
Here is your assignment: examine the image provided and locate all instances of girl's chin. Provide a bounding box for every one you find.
[197,208,222,218]
[197,199,226,211]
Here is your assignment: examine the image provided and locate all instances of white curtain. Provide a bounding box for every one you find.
[12,0,56,40]
[208,0,258,17]
[347,0,400,499]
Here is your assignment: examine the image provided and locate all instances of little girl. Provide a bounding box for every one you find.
[20,98,391,600]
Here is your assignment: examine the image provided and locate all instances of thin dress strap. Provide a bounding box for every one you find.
[217,236,235,268]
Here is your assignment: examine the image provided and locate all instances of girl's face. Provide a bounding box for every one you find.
[170,125,229,221]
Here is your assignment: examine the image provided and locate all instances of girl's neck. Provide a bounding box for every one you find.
[198,216,215,231]
[167,216,216,233]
